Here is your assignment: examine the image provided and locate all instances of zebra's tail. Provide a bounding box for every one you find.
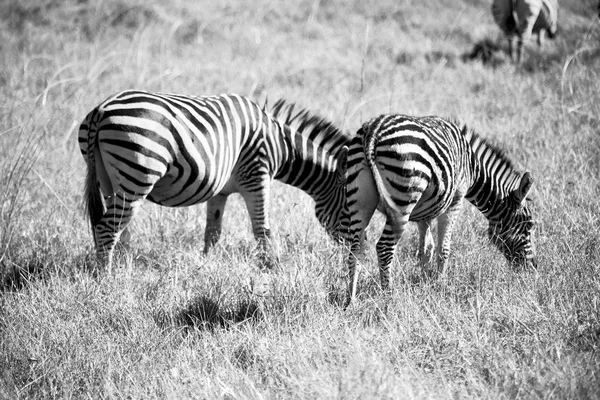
[82,109,105,247]
[364,129,402,231]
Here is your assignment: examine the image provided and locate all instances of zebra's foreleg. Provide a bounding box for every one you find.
[435,197,463,276]
[204,194,229,254]
[240,183,276,270]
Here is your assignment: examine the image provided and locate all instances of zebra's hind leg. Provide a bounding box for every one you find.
[345,170,379,307]
[417,221,435,277]
[346,217,374,307]
[375,218,405,291]
[204,194,229,254]
[94,192,145,271]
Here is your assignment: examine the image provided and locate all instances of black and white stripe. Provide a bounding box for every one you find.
[492,0,559,63]
[79,90,349,269]
[345,114,536,304]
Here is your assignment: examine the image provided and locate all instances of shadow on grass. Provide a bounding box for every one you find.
[155,295,263,332]
[0,259,45,292]
[461,37,577,73]
[0,251,101,293]
[462,38,507,67]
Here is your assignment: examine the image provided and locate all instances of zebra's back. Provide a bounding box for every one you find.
[78,90,269,207]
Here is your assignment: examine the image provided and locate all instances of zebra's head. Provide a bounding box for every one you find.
[315,146,350,244]
[488,172,537,269]
[268,98,351,244]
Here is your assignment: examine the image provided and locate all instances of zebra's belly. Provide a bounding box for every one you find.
[148,163,238,207]
[409,189,455,221]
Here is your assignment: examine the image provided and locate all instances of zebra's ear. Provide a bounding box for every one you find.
[337,146,348,175]
[515,172,533,203]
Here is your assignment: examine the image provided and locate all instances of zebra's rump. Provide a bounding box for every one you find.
[492,0,558,36]
[358,114,468,222]
[533,0,558,35]
[492,0,518,34]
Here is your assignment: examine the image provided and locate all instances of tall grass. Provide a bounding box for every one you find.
[1,0,600,398]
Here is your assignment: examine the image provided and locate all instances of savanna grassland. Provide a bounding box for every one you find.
[1,0,600,398]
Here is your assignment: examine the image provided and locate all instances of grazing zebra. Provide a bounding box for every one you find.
[345,114,537,305]
[79,90,349,269]
[492,0,559,63]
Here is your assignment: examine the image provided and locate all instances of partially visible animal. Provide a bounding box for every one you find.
[492,0,559,63]
[345,114,537,306]
[79,90,349,270]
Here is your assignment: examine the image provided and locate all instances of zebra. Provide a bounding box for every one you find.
[492,0,559,63]
[78,90,350,270]
[345,114,537,305]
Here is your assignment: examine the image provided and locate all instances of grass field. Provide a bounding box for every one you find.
[1,0,600,398]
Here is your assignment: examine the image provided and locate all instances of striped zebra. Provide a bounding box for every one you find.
[345,114,537,304]
[78,90,349,269]
[492,0,559,63]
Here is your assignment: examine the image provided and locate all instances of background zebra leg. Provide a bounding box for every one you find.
[516,36,525,63]
[417,221,435,276]
[94,192,144,271]
[204,194,229,254]
[375,219,404,291]
[435,199,463,277]
[517,17,536,63]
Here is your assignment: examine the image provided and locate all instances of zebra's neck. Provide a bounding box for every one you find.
[465,133,522,222]
[267,100,348,198]
[274,124,342,197]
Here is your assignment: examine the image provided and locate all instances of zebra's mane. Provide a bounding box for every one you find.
[457,121,520,175]
[265,98,350,154]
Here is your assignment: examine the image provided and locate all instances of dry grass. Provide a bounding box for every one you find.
[1,0,600,398]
